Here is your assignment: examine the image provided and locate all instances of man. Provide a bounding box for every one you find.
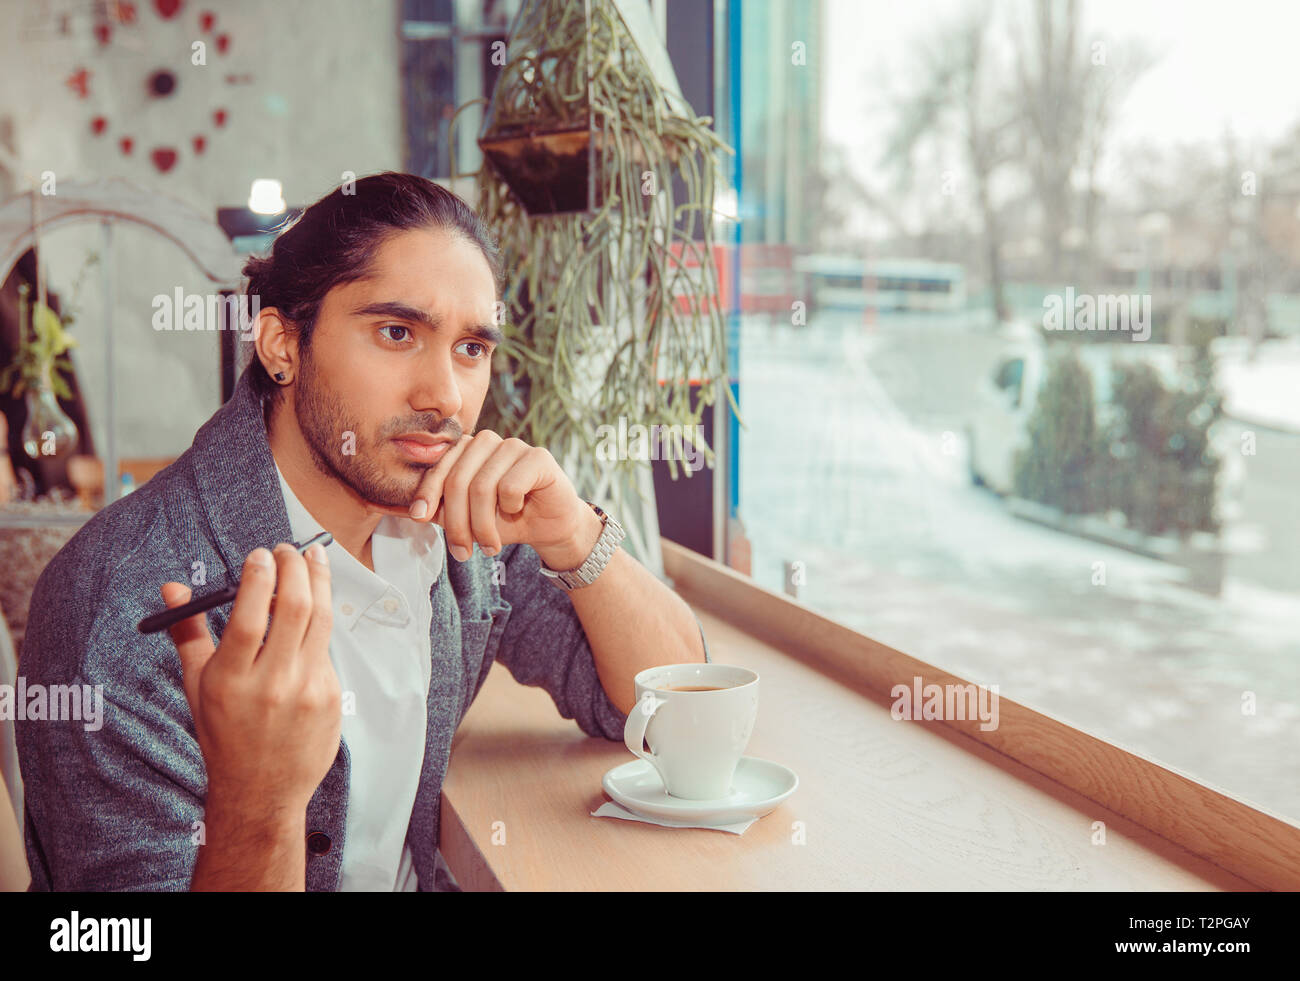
[16,172,709,891]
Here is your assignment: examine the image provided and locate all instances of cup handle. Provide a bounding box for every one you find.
[624,691,671,786]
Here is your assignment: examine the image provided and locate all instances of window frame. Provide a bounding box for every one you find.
[662,539,1300,891]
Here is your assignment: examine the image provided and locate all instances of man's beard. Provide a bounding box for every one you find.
[293,353,431,510]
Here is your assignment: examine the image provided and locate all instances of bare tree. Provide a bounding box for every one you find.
[1012,0,1088,276]
[807,142,912,252]
[1075,39,1158,286]
[1013,0,1155,284]
[960,19,1017,322]
[877,2,1018,322]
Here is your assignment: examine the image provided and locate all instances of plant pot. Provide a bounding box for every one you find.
[477,0,687,216]
[480,125,593,215]
[479,118,677,216]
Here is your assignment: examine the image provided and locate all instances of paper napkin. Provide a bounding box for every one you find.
[590,801,758,834]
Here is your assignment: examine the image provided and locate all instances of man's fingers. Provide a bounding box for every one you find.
[467,438,531,555]
[162,582,216,657]
[437,432,503,560]
[301,543,335,667]
[161,582,216,716]
[259,543,313,675]
[219,547,277,672]
[407,433,472,523]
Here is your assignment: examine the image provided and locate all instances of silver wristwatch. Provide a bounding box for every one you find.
[539,502,625,591]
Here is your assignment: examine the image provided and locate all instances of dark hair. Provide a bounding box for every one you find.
[242,171,502,407]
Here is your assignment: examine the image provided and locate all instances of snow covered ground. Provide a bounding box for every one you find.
[736,313,1300,822]
[1216,337,1300,433]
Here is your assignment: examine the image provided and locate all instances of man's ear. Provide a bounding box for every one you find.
[253,306,297,378]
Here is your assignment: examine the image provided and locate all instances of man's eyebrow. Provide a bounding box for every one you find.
[351,301,503,345]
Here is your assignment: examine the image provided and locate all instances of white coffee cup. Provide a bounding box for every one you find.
[623,664,760,800]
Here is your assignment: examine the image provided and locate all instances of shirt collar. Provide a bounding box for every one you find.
[271,459,444,622]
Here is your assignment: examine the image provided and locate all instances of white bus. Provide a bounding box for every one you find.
[796,255,966,313]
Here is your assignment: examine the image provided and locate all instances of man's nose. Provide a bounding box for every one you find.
[408,348,463,423]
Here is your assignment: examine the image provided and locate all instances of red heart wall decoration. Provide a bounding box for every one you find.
[151,147,178,173]
[66,68,91,99]
[88,1,237,176]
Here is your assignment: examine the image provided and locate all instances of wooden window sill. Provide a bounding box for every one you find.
[439,540,1298,890]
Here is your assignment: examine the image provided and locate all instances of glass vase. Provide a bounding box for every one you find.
[21,373,79,460]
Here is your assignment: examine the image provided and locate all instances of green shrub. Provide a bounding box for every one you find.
[1100,353,1221,537]
[1013,351,1102,514]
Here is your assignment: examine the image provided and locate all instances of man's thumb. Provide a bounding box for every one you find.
[160,582,216,669]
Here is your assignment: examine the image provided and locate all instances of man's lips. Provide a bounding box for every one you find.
[392,434,454,464]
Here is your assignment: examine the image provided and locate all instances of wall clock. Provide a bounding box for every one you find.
[64,0,250,175]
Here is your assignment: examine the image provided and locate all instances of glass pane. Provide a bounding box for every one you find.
[735,0,1300,821]
[402,33,455,179]
[401,0,522,179]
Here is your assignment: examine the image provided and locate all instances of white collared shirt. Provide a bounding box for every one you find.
[273,461,443,891]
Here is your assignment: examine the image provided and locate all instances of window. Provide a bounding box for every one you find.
[400,0,520,180]
[732,0,1300,823]
[993,357,1023,401]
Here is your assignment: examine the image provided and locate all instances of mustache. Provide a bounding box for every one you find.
[386,417,464,440]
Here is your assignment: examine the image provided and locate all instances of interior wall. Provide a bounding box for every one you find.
[0,0,403,464]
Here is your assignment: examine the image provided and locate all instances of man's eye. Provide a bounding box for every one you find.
[456,341,489,359]
[379,325,411,344]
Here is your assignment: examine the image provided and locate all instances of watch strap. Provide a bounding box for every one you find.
[539,502,625,590]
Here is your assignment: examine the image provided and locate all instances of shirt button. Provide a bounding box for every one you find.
[383,598,399,613]
[306,831,331,856]
[341,603,354,615]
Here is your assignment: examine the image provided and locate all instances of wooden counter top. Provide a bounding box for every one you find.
[439,602,1256,891]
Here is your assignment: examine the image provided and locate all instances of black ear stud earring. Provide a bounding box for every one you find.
[274,372,286,382]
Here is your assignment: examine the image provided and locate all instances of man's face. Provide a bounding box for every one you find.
[289,226,500,510]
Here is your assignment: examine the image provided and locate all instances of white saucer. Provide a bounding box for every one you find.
[601,756,798,826]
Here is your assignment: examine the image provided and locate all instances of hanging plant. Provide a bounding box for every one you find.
[453,0,740,548]
[1,286,79,400]
[1,251,98,400]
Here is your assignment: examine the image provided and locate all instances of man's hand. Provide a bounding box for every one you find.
[160,542,341,890]
[161,546,341,805]
[382,431,601,566]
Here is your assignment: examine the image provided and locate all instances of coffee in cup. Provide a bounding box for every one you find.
[657,684,728,692]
